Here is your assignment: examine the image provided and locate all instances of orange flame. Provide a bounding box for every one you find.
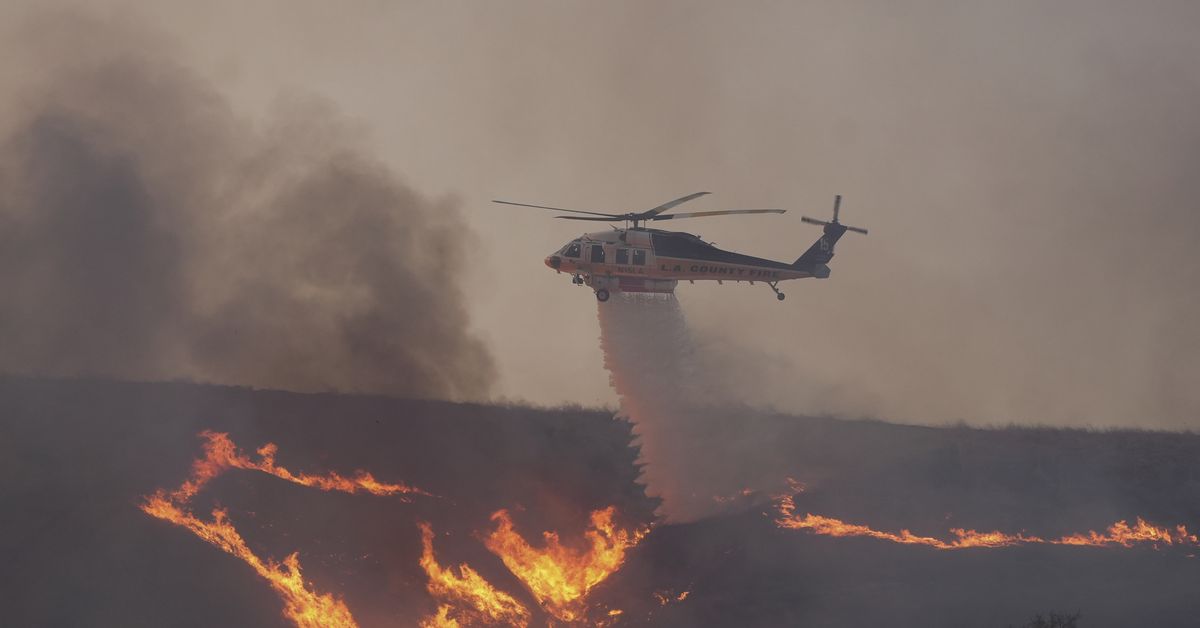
[775,495,1198,550]
[140,494,357,628]
[141,431,428,628]
[653,590,690,606]
[483,507,646,623]
[1056,519,1199,547]
[420,605,460,628]
[417,522,531,628]
[173,431,426,502]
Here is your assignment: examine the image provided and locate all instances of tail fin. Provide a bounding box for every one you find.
[793,223,849,267]
[793,195,867,270]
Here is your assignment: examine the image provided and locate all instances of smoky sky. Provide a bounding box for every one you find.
[0,12,494,400]
[450,0,1200,429]
[2,2,1199,428]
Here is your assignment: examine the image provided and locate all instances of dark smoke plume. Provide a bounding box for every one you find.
[0,12,493,400]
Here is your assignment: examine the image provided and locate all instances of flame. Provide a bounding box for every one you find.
[775,495,1198,550]
[140,494,357,628]
[591,607,625,628]
[484,507,646,623]
[420,605,460,628]
[653,589,689,606]
[174,431,426,502]
[417,522,531,627]
[1056,519,1199,547]
[141,431,428,628]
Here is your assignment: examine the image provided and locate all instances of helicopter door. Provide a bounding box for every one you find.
[590,244,606,264]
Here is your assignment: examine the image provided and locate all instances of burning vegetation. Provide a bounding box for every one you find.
[774,495,1200,550]
[140,432,381,628]
[141,429,1199,628]
[168,431,426,503]
[418,522,531,627]
[141,498,358,628]
[484,507,647,623]
[417,507,645,626]
[142,431,646,628]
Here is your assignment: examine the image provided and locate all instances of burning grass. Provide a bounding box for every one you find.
[774,495,1199,550]
[143,430,645,628]
[142,496,357,628]
[141,431,433,628]
[484,507,647,623]
[418,522,531,627]
[140,430,1196,628]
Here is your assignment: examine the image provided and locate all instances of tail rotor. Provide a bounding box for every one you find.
[793,195,867,269]
[800,195,868,235]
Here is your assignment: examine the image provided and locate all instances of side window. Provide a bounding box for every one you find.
[564,242,581,258]
[590,244,606,263]
[632,249,646,265]
[616,249,629,265]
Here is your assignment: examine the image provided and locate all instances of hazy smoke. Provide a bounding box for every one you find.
[0,12,493,400]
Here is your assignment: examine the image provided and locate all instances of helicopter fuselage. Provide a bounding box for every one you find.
[544,227,825,299]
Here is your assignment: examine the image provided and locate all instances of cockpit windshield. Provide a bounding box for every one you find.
[563,241,582,258]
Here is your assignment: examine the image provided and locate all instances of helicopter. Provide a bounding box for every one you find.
[493,192,866,302]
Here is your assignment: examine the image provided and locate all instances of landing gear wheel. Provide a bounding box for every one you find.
[768,281,785,301]
[595,289,610,302]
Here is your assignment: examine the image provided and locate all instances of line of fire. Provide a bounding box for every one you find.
[140,431,1199,627]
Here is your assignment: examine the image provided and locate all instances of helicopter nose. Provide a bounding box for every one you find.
[545,256,562,270]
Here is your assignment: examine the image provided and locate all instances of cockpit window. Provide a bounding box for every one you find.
[564,241,581,258]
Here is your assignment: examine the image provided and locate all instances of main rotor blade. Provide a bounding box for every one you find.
[553,215,619,221]
[492,199,620,218]
[641,191,711,218]
[652,209,786,221]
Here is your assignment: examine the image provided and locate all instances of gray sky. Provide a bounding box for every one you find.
[4,1,1199,428]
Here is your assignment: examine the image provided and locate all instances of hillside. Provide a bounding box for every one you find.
[2,376,1197,627]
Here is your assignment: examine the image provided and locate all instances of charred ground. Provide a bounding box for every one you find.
[2,376,1198,627]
